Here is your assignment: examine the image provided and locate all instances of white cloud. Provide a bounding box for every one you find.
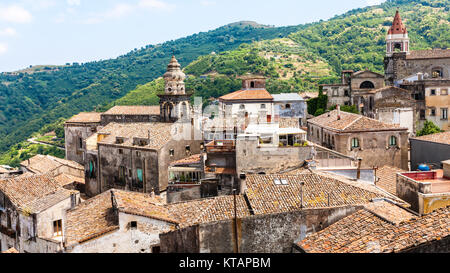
[0,28,17,37]
[0,5,33,23]
[138,0,175,11]
[67,0,81,6]
[0,43,8,55]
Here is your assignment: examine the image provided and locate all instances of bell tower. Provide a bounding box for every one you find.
[386,10,409,57]
[159,55,192,122]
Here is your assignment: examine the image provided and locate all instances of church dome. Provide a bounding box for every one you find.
[163,55,186,81]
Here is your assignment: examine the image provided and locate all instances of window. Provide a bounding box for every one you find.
[138,140,148,146]
[430,108,436,116]
[116,138,124,144]
[169,149,175,157]
[442,108,448,120]
[344,90,349,97]
[89,161,95,178]
[261,104,266,109]
[389,136,398,147]
[285,104,291,109]
[441,89,448,96]
[250,81,255,88]
[130,221,137,230]
[430,89,436,96]
[420,109,426,120]
[239,104,245,110]
[118,149,123,155]
[136,151,141,157]
[78,137,83,149]
[137,169,143,183]
[53,220,62,237]
[432,69,443,78]
[351,138,360,149]
[119,166,126,182]
[185,145,191,154]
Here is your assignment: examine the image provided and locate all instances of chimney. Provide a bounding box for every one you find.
[417,72,423,81]
[337,105,341,120]
[356,158,362,180]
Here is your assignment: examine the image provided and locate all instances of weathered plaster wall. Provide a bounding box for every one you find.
[65,124,100,165]
[160,206,361,253]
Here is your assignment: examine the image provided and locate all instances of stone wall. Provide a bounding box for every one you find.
[65,124,99,165]
[236,135,314,174]
[160,205,361,253]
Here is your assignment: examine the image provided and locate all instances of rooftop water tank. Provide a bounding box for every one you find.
[418,164,430,171]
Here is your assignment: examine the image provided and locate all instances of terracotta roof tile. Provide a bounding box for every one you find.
[54,173,85,187]
[376,165,404,196]
[406,49,450,60]
[412,131,450,145]
[103,106,160,116]
[297,201,450,253]
[219,89,273,101]
[0,174,76,213]
[20,155,83,174]
[170,154,203,166]
[98,122,176,150]
[66,112,102,124]
[308,110,405,132]
[244,171,392,215]
[166,195,251,228]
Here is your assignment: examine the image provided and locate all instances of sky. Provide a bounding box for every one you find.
[0,0,385,72]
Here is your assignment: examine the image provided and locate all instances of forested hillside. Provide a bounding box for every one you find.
[0,22,299,154]
[0,0,449,166]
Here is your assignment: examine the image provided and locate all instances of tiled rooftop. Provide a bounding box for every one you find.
[279,118,300,129]
[406,49,450,60]
[297,201,450,253]
[308,110,405,132]
[103,105,161,116]
[166,195,251,228]
[412,131,450,146]
[97,122,176,150]
[53,173,85,187]
[20,155,83,174]
[244,171,394,215]
[170,154,203,166]
[376,165,404,196]
[65,112,102,124]
[0,174,76,214]
[219,89,273,101]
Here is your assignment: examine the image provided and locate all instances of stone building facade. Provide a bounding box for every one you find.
[307,110,409,170]
[0,175,80,253]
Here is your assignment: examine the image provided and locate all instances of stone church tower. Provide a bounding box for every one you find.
[159,55,192,122]
[384,10,410,85]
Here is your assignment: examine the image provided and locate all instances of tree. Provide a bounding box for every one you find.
[416,120,442,137]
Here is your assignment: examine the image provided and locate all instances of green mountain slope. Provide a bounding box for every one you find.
[0,22,300,154]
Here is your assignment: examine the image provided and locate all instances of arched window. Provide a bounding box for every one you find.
[389,136,397,147]
[360,81,375,89]
[351,138,360,149]
[394,43,402,52]
[250,81,255,88]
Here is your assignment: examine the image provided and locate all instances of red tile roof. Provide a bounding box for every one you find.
[66,112,102,124]
[407,49,450,60]
[170,154,203,166]
[219,89,273,101]
[308,110,406,132]
[376,165,404,196]
[297,201,450,253]
[388,10,407,35]
[412,131,450,145]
